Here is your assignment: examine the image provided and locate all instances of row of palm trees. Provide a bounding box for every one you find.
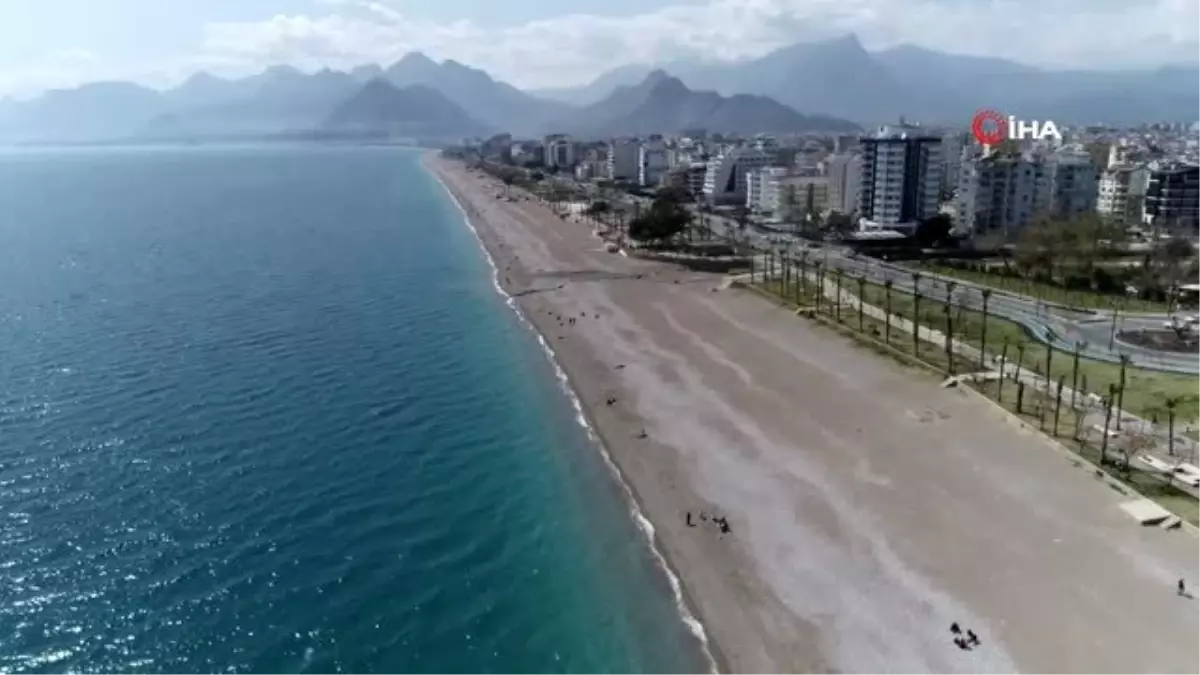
[757,249,1191,460]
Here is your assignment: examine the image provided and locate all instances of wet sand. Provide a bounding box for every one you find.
[427,156,1198,673]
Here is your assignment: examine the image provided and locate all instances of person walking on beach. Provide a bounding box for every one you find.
[950,622,961,635]
[1178,579,1187,596]
[966,629,979,646]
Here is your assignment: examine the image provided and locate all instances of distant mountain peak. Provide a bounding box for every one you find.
[396,52,437,67]
[182,71,224,87]
[263,64,303,78]
[646,73,688,96]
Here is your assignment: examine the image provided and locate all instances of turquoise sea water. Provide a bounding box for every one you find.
[0,145,706,673]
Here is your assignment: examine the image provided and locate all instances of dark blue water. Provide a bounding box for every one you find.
[0,145,706,673]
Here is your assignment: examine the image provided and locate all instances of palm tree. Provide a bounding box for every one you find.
[943,282,957,374]
[856,275,867,332]
[1070,341,1085,410]
[1115,353,1131,430]
[998,338,1010,401]
[1166,397,1179,457]
[883,279,894,344]
[813,262,824,312]
[1053,376,1065,435]
[799,252,809,300]
[834,268,845,321]
[911,272,923,355]
[979,288,992,367]
[1100,384,1117,465]
[1014,343,1025,383]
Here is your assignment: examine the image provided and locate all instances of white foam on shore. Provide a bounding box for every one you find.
[431,166,718,674]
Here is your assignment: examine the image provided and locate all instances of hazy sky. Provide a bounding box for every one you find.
[2,0,1197,97]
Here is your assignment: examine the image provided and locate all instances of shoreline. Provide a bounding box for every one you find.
[426,158,721,673]
[422,154,1198,673]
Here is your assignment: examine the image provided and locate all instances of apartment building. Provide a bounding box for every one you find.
[638,138,669,187]
[857,125,943,233]
[826,152,862,215]
[1143,163,1200,230]
[543,134,576,170]
[702,148,772,205]
[1097,164,1151,224]
[956,148,1099,239]
[606,140,640,181]
[747,168,828,219]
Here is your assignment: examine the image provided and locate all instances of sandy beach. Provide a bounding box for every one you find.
[426,155,1198,673]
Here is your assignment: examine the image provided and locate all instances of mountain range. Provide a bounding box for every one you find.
[555,70,859,135]
[0,35,1194,143]
[534,34,1200,126]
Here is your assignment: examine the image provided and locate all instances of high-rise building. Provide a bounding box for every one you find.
[701,148,772,205]
[955,152,1048,239]
[606,140,640,181]
[826,153,862,215]
[956,148,1100,239]
[1097,164,1151,224]
[638,138,668,187]
[544,134,575,170]
[857,126,943,233]
[747,168,829,219]
[1143,163,1199,230]
[1043,151,1099,221]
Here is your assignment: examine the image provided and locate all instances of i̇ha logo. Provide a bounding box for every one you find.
[971,109,1062,144]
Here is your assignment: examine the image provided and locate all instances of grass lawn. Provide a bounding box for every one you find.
[842,276,1199,425]
[918,263,1172,314]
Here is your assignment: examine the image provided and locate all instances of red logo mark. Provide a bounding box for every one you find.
[971,110,1007,145]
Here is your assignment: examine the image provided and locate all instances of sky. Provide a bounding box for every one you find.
[1,0,1197,98]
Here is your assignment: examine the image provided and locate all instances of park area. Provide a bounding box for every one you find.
[747,252,1198,525]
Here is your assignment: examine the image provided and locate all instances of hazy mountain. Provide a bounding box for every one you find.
[350,64,385,82]
[0,82,165,141]
[323,79,489,137]
[145,68,362,138]
[531,64,657,106]
[566,35,1200,126]
[559,72,859,137]
[381,52,571,134]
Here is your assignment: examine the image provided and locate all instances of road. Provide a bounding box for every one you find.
[811,253,1197,374]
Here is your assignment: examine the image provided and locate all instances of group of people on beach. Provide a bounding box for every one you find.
[685,511,731,534]
[950,623,980,650]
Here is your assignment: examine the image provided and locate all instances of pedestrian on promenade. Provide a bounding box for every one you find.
[1178,579,1186,596]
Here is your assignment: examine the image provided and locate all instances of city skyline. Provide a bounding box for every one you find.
[2,0,1198,99]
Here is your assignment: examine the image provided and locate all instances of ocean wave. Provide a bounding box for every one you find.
[429,163,718,674]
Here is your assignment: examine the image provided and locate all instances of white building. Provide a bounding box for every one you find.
[747,167,788,214]
[544,134,575,170]
[826,153,862,215]
[606,140,640,181]
[747,168,828,219]
[702,148,772,205]
[956,148,1100,239]
[857,125,943,233]
[1097,164,1151,224]
[638,139,669,187]
[955,152,1049,239]
[1044,150,1099,220]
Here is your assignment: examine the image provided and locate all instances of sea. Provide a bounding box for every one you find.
[0,145,708,673]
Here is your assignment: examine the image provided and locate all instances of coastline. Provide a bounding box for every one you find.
[427,158,721,673]
[422,154,1199,673]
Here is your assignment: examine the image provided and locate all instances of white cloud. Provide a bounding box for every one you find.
[3,0,1197,97]
[187,0,1199,88]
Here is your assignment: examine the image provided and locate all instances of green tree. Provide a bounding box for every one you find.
[628,194,692,245]
[915,213,953,247]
